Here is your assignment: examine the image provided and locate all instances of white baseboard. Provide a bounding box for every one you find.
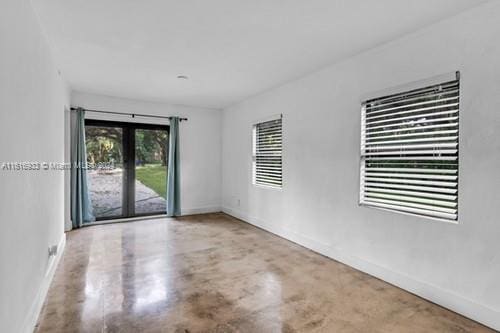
[21,234,66,333]
[182,206,221,216]
[222,206,499,331]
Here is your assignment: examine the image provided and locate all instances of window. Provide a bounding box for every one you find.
[253,116,282,188]
[360,74,460,222]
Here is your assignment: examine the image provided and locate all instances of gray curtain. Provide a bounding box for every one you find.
[71,109,95,228]
[166,117,181,216]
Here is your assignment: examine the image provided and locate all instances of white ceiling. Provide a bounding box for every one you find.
[32,0,488,109]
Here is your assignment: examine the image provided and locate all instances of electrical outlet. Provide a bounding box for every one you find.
[48,245,58,257]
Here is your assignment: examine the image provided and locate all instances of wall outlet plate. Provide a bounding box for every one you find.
[48,245,58,257]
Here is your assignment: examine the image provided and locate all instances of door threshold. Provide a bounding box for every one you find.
[85,214,168,227]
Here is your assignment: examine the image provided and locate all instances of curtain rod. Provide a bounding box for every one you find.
[70,107,188,121]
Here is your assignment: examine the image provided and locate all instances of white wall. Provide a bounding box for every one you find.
[71,91,222,220]
[0,1,69,332]
[222,2,500,330]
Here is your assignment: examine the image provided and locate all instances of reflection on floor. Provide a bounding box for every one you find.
[36,213,492,332]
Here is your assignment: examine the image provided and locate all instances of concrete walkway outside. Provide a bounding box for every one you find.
[88,169,166,217]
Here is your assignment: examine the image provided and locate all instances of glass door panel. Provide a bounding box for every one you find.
[85,125,124,219]
[134,128,168,215]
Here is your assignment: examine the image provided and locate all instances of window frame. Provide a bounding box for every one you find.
[358,72,460,223]
[252,115,283,190]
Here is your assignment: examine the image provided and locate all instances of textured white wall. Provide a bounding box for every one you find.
[222,2,500,330]
[0,1,69,332]
[71,91,222,217]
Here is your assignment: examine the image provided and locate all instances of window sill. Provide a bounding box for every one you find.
[253,183,283,191]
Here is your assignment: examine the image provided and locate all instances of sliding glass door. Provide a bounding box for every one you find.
[85,120,169,220]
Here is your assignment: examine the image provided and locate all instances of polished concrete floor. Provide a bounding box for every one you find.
[36,213,492,333]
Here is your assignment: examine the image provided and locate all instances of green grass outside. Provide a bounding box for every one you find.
[135,164,167,199]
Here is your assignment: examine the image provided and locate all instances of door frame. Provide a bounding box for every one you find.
[85,119,169,221]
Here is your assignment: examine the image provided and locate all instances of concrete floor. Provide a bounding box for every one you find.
[36,213,492,332]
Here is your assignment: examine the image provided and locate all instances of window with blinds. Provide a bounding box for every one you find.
[360,75,459,222]
[253,117,282,188]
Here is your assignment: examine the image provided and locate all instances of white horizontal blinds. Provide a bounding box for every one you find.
[360,78,459,221]
[254,118,282,188]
